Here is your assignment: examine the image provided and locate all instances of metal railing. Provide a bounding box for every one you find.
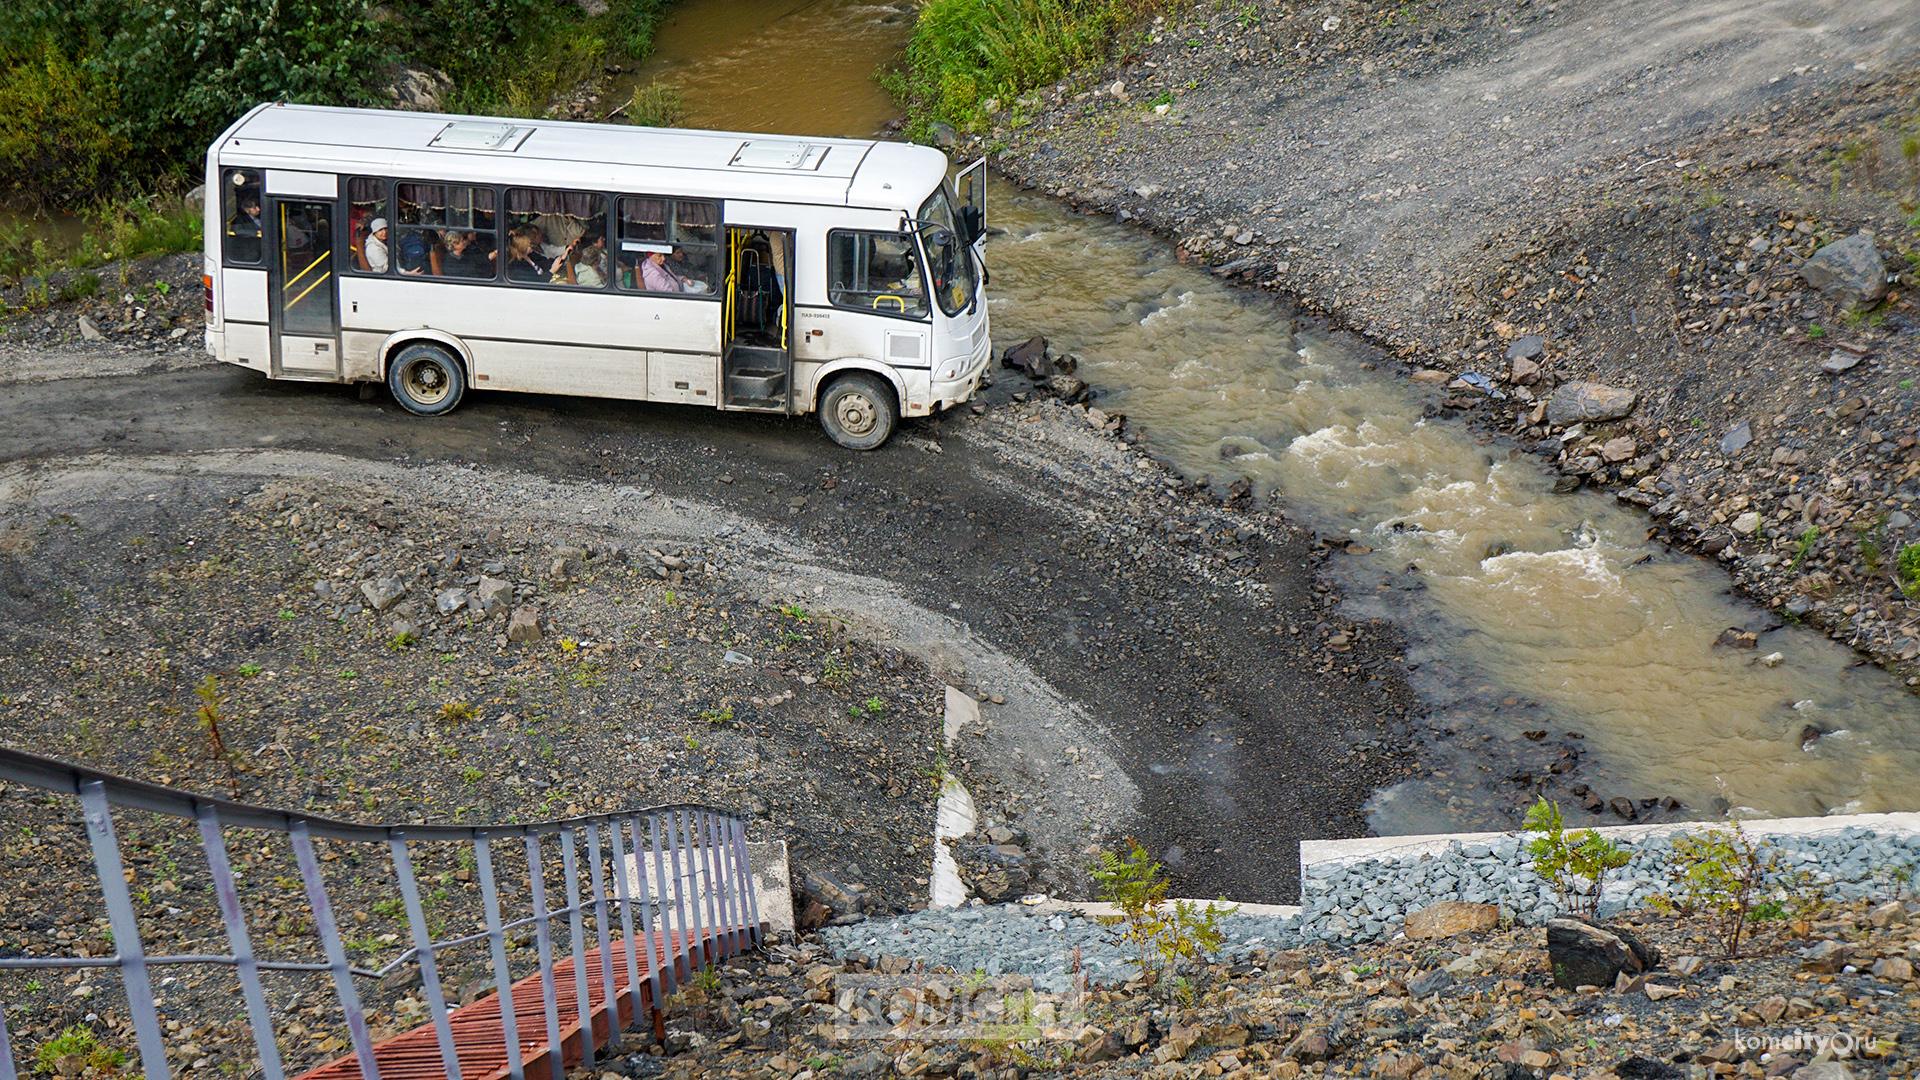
[0,747,762,1080]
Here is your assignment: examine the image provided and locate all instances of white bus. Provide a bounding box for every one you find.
[201,103,991,449]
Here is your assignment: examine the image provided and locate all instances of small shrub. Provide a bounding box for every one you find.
[1897,542,1920,599]
[698,704,733,725]
[1091,838,1231,987]
[820,656,852,689]
[437,700,478,723]
[193,674,232,766]
[1649,822,1827,958]
[1523,797,1629,920]
[33,1024,124,1076]
[624,80,687,128]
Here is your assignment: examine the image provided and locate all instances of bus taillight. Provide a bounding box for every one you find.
[202,275,213,312]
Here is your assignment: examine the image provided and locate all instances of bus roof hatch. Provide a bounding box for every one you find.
[729,140,828,171]
[429,122,535,152]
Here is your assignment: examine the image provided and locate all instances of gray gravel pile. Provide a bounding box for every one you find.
[819,904,1300,991]
[1301,827,1920,945]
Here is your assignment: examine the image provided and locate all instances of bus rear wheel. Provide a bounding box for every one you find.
[387,343,466,416]
[818,372,897,450]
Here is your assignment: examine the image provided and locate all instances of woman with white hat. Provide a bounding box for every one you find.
[363,218,390,273]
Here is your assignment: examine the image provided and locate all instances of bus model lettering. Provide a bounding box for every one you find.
[202,104,991,449]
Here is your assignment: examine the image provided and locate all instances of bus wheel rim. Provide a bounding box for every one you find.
[405,359,450,404]
[835,392,875,436]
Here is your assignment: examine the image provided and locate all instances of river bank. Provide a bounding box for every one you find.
[969,0,1920,680]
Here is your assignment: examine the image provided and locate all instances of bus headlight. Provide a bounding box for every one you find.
[937,359,962,382]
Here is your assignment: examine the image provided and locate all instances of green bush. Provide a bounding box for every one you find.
[624,79,687,128]
[1091,838,1232,988]
[1523,797,1630,920]
[0,39,128,203]
[1897,542,1920,598]
[885,0,1156,139]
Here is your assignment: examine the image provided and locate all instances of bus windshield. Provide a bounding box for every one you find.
[917,185,977,318]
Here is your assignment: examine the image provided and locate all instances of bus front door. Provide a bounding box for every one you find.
[720,226,794,411]
[268,197,341,380]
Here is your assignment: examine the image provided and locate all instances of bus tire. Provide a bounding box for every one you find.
[387,342,466,416]
[818,372,897,450]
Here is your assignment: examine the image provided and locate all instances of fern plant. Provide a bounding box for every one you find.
[1091,839,1231,988]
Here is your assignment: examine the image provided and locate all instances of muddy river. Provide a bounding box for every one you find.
[628,0,1920,835]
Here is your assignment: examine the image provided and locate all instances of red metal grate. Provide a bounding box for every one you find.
[293,930,729,1080]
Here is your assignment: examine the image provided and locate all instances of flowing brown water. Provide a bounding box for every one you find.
[627,0,1919,834]
[614,0,914,136]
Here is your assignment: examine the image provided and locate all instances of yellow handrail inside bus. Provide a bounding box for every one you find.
[872,295,905,313]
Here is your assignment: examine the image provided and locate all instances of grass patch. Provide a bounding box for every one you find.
[442,0,669,118]
[884,0,1163,139]
[621,79,688,127]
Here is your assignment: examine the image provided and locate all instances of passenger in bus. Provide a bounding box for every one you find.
[639,249,686,293]
[363,219,390,274]
[667,247,713,293]
[437,229,494,278]
[229,194,263,262]
[396,222,431,276]
[504,227,557,283]
[558,233,607,288]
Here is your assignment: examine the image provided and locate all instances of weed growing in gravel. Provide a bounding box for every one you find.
[1805,322,1826,339]
[236,661,262,678]
[192,674,236,783]
[820,656,852,689]
[33,1024,125,1075]
[698,705,734,726]
[460,766,484,785]
[1523,797,1629,920]
[1091,839,1231,989]
[438,700,478,723]
[386,630,418,651]
[779,603,810,621]
[1897,543,1920,599]
[1859,514,1889,575]
[1649,821,1827,958]
[1789,526,1821,573]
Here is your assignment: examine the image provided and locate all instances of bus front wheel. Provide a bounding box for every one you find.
[818,373,897,450]
[387,343,466,416]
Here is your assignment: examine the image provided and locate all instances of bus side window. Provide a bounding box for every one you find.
[617,196,719,295]
[348,177,388,274]
[222,168,264,266]
[826,230,927,319]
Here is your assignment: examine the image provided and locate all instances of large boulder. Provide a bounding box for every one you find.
[1799,232,1887,306]
[1546,918,1658,989]
[1546,381,1638,426]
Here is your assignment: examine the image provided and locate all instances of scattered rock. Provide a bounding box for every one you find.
[1509,356,1541,385]
[77,315,104,341]
[360,577,406,612]
[1731,511,1762,536]
[1545,381,1637,425]
[1819,350,1862,375]
[385,67,451,112]
[475,575,513,612]
[1506,334,1545,362]
[1404,900,1500,940]
[1720,420,1752,455]
[1000,336,1053,378]
[1799,232,1887,306]
[506,605,542,643]
[435,588,469,615]
[1600,436,1636,463]
[1546,919,1657,989]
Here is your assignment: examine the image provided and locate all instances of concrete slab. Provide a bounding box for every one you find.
[749,839,795,936]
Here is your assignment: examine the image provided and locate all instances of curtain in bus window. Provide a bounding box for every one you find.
[347,178,388,274]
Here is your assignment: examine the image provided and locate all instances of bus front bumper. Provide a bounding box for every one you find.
[930,341,992,413]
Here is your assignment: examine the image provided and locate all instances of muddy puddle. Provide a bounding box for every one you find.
[611,0,1918,835]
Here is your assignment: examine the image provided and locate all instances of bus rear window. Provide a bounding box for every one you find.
[222,168,264,266]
